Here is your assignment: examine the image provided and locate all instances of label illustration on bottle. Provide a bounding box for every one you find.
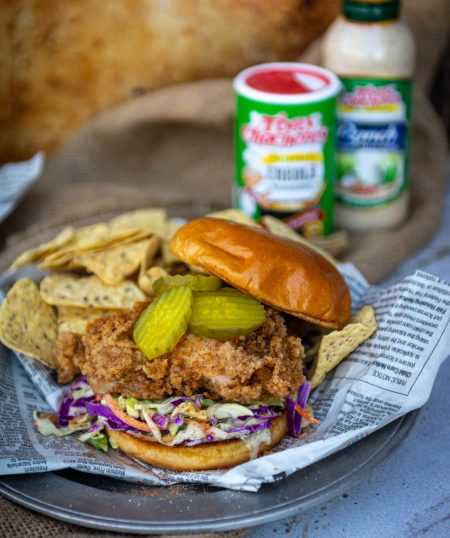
[335,78,412,208]
[239,111,328,213]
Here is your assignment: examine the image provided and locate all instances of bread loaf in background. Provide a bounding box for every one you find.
[0,0,339,162]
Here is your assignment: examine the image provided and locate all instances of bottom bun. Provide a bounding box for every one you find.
[106,412,287,471]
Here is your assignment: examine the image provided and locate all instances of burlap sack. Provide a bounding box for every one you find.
[0,1,448,536]
[1,83,448,282]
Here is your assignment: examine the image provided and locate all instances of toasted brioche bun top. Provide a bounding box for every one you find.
[169,218,351,329]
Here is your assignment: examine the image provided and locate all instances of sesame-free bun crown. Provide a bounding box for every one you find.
[169,218,351,329]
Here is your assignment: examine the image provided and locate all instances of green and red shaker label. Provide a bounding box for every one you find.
[234,63,340,236]
[335,78,413,208]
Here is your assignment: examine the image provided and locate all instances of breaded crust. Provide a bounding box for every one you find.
[80,307,304,403]
[106,412,287,471]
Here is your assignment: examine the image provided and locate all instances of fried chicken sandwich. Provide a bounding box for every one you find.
[36,218,351,471]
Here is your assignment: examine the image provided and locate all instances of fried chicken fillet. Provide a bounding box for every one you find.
[55,332,84,384]
[74,303,305,404]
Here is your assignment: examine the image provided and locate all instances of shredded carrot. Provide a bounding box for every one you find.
[188,419,212,432]
[68,413,89,425]
[295,403,319,426]
[104,393,151,432]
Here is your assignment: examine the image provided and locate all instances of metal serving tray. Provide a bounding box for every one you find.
[0,410,418,534]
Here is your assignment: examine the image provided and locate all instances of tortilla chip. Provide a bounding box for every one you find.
[11,208,167,271]
[161,219,185,267]
[351,305,378,327]
[139,236,162,277]
[0,278,58,367]
[71,222,145,249]
[207,209,256,226]
[57,306,119,334]
[261,215,338,267]
[138,266,168,295]
[38,228,152,271]
[38,252,85,271]
[42,225,145,258]
[40,274,146,310]
[9,227,76,270]
[310,305,377,388]
[74,239,151,285]
[109,208,168,238]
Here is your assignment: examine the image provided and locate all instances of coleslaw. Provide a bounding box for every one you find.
[34,376,315,452]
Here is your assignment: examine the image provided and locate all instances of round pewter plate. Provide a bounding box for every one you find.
[0,411,418,534]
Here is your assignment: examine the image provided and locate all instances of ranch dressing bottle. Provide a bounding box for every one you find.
[323,0,415,231]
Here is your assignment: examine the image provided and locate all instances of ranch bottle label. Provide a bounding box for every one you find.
[234,63,340,236]
[335,78,412,208]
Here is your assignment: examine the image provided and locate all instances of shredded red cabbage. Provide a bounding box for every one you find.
[226,420,272,433]
[102,419,137,432]
[70,376,88,391]
[286,396,297,436]
[152,413,169,429]
[287,381,312,437]
[56,376,96,427]
[252,405,273,414]
[85,401,116,420]
[172,413,183,426]
[251,411,280,420]
[298,381,311,408]
[84,401,140,432]
[88,421,103,433]
[73,395,95,407]
[171,397,191,407]
[57,394,73,427]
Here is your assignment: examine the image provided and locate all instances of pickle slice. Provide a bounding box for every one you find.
[189,289,265,340]
[133,286,193,360]
[153,274,223,294]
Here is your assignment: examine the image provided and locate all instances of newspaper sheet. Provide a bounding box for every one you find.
[0,264,449,492]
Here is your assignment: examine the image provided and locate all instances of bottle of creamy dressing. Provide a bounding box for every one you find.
[322,0,415,231]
